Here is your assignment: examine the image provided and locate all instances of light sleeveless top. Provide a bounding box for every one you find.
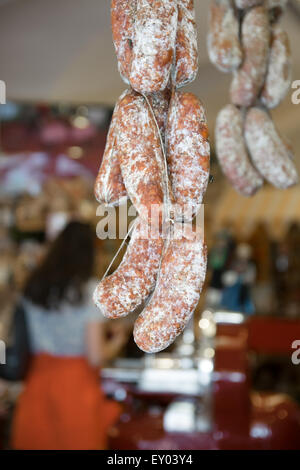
[22,279,105,357]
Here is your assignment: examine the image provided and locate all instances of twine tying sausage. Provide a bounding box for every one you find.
[100,217,138,282]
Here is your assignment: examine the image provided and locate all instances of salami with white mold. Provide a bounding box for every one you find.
[94,90,128,206]
[245,107,298,189]
[147,87,171,143]
[261,25,292,109]
[215,104,263,196]
[134,224,207,353]
[166,91,210,219]
[207,0,243,73]
[130,0,178,93]
[117,90,173,222]
[174,0,198,87]
[230,6,270,107]
[111,0,136,84]
[93,218,164,319]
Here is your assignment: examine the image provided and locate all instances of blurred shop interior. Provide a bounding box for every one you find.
[0,0,300,450]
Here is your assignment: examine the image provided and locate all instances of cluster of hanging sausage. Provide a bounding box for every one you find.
[93,0,210,353]
[208,0,298,196]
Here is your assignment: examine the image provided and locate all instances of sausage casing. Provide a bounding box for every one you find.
[147,87,171,144]
[230,6,270,107]
[245,107,298,189]
[134,224,207,353]
[94,90,128,206]
[111,0,136,84]
[215,104,263,196]
[173,0,198,87]
[130,0,178,93]
[117,91,172,222]
[94,218,164,319]
[208,0,243,73]
[261,25,292,109]
[166,91,210,219]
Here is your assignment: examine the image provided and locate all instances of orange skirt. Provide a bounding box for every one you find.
[11,354,121,450]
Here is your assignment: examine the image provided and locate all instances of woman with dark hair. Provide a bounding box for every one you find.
[11,221,127,450]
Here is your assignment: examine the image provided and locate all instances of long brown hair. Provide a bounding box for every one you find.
[24,221,95,310]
